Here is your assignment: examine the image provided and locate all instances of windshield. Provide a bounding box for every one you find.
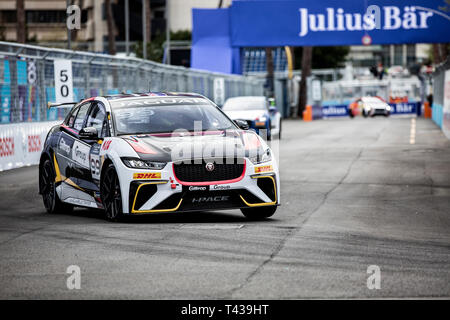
[222,98,267,111]
[111,97,236,135]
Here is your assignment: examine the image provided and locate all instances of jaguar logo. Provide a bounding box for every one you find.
[205,162,215,172]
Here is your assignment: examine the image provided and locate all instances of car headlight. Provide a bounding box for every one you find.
[386,105,391,111]
[249,148,272,164]
[122,158,166,170]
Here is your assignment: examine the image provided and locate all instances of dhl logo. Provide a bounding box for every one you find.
[133,172,162,180]
[254,165,273,173]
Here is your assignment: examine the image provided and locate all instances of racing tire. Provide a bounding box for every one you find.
[362,110,368,118]
[40,158,73,214]
[267,122,272,141]
[278,120,282,140]
[241,206,277,220]
[101,164,123,222]
[349,110,354,118]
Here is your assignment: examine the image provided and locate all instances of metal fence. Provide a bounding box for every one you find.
[0,41,264,124]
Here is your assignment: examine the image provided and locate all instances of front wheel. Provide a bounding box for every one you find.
[241,206,277,220]
[101,164,123,221]
[40,158,73,214]
[278,120,282,139]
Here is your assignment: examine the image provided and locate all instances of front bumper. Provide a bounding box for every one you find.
[369,108,390,116]
[119,158,279,214]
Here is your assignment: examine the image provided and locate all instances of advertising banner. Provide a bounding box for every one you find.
[322,105,349,117]
[0,60,11,123]
[389,102,419,114]
[230,0,450,47]
[443,69,450,139]
[322,102,419,117]
[0,121,61,171]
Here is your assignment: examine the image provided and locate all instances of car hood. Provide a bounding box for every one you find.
[223,109,268,121]
[121,130,264,163]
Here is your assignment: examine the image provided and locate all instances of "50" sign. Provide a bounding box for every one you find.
[54,59,74,103]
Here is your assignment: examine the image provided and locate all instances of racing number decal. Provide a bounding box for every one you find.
[90,156,101,180]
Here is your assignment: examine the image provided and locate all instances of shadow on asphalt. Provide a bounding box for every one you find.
[56,207,277,225]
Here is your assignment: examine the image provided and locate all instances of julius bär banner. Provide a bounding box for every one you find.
[230,0,450,46]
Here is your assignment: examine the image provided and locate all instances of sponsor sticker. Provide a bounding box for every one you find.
[254,165,273,174]
[133,172,162,180]
[209,184,231,191]
[102,140,112,151]
[59,137,71,155]
[192,196,230,203]
[72,140,90,168]
[189,186,206,191]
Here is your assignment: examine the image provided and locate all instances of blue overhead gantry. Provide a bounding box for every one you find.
[191,0,450,74]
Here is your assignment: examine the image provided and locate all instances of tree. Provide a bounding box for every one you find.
[432,44,450,65]
[145,0,151,43]
[293,46,349,69]
[134,30,191,62]
[106,0,116,55]
[297,46,312,118]
[16,0,26,43]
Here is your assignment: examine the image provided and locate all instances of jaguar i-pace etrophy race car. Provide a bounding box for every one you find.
[39,93,280,221]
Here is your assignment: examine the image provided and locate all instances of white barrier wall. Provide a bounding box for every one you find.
[0,121,61,171]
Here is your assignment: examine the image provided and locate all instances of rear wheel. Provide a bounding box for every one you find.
[101,164,123,221]
[241,206,277,220]
[40,158,73,214]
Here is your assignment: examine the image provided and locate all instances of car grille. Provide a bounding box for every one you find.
[173,159,245,182]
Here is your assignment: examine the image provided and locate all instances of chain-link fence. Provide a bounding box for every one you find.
[0,41,264,124]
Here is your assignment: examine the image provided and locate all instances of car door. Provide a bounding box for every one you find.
[60,101,92,193]
[56,102,90,187]
[84,102,109,188]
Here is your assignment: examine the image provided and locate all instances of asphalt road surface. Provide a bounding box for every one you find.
[1,116,449,299]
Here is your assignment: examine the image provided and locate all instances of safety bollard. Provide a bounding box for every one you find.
[423,102,431,118]
[303,105,312,122]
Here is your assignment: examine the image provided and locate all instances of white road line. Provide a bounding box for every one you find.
[410,118,416,144]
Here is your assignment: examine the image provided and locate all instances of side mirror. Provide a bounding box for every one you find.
[79,127,98,140]
[234,119,249,130]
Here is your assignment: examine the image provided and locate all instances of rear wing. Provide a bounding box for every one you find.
[47,101,77,109]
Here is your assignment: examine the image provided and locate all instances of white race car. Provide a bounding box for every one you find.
[39,93,280,221]
[222,96,282,140]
